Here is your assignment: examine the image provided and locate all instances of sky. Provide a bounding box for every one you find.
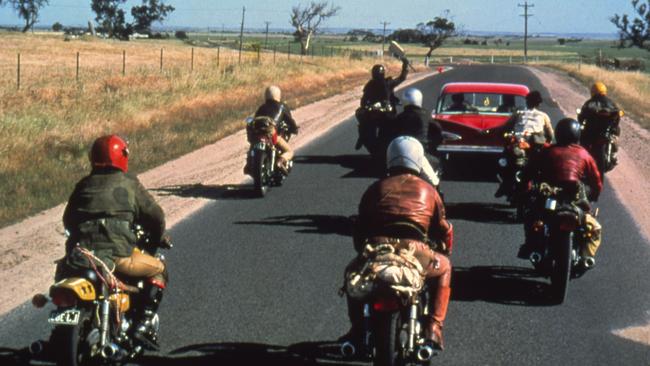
[0,0,634,35]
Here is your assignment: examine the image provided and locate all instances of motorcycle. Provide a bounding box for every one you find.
[245,116,292,197]
[497,131,536,221]
[341,240,437,366]
[31,226,171,366]
[524,183,596,304]
[577,108,621,175]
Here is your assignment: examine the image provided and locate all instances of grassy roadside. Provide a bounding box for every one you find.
[0,33,410,228]
[541,63,650,130]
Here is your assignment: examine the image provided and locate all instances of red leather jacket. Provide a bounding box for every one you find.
[357,173,450,244]
[527,143,602,200]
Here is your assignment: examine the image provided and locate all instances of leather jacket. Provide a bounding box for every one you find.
[356,173,449,250]
[578,95,621,144]
[254,100,298,134]
[360,62,408,109]
[386,105,443,154]
[525,144,602,201]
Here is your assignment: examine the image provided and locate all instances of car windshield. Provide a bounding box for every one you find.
[436,92,526,115]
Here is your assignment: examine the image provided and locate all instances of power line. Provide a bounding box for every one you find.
[518,1,534,63]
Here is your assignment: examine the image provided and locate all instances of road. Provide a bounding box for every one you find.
[1,65,649,365]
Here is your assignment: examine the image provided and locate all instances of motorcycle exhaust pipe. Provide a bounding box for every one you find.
[583,257,596,268]
[340,341,356,357]
[29,340,44,355]
[100,343,121,360]
[529,252,542,265]
[416,344,435,362]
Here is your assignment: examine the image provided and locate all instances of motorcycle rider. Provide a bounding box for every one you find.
[381,88,443,186]
[343,136,453,350]
[356,58,409,155]
[495,90,554,198]
[578,81,621,173]
[245,85,297,175]
[60,135,170,349]
[520,118,603,269]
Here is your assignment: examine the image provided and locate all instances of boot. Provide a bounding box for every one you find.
[426,285,451,351]
[133,282,164,350]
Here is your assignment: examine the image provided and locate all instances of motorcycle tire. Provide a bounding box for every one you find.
[252,150,269,197]
[50,308,95,366]
[601,142,615,173]
[373,311,403,366]
[550,230,572,304]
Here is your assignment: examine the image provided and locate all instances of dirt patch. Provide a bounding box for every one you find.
[0,70,437,316]
[530,67,650,346]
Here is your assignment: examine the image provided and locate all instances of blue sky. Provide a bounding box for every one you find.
[0,0,632,34]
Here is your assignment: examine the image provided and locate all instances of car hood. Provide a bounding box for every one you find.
[433,113,510,131]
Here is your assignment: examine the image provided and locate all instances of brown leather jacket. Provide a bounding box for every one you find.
[355,173,449,251]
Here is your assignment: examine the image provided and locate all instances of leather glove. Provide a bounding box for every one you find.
[159,234,173,249]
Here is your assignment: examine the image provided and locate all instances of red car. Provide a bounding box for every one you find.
[433,82,530,155]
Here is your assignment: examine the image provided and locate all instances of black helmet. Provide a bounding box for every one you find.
[525,90,543,108]
[555,118,581,145]
[371,64,385,80]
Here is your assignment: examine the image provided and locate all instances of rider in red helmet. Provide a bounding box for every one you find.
[59,135,171,349]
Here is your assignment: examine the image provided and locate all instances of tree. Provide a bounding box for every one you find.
[6,0,49,32]
[388,28,422,43]
[611,0,650,51]
[417,14,456,58]
[52,21,63,31]
[91,0,129,38]
[131,0,175,34]
[290,1,340,54]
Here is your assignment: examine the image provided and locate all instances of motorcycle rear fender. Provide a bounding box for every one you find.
[50,278,97,301]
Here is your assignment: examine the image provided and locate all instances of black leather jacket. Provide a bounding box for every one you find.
[254,100,298,134]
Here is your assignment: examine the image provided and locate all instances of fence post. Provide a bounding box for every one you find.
[17,53,20,90]
[217,46,220,68]
[273,45,276,64]
[509,56,512,64]
[191,47,194,72]
[76,52,80,81]
[122,50,126,76]
[160,48,164,71]
[450,56,453,63]
[257,47,260,64]
[491,55,494,64]
[288,41,291,60]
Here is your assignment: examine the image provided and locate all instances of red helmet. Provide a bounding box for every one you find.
[89,135,129,172]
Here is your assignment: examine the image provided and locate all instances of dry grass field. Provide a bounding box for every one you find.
[0,32,407,227]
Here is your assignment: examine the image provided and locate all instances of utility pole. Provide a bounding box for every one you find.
[239,6,245,64]
[518,1,534,63]
[381,21,390,58]
[264,21,271,48]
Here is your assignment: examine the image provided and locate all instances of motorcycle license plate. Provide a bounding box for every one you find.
[48,309,81,325]
[545,198,557,211]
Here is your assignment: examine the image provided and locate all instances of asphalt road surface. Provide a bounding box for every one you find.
[1,65,649,365]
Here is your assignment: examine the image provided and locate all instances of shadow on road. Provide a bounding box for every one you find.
[0,342,363,366]
[451,266,554,306]
[294,154,382,179]
[152,184,259,200]
[235,215,354,237]
[445,202,515,224]
[442,155,499,183]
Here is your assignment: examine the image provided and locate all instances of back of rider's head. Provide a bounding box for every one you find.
[371,64,385,80]
[403,88,423,108]
[591,81,607,97]
[386,136,425,175]
[525,90,543,109]
[265,85,281,102]
[555,118,581,146]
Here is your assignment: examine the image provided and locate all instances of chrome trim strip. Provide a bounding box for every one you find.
[437,145,504,153]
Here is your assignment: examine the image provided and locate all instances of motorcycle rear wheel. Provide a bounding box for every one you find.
[50,308,95,366]
[252,150,269,197]
[550,230,572,304]
[373,311,403,366]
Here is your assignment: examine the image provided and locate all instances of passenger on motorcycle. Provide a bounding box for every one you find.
[520,118,603,269]
[245,85,296,175]
[494,90,554,198]
[355,59,409,154]
[343,136,453,350]
[578,81,621,172]
[60,135,171,349]
[381,88,443,186]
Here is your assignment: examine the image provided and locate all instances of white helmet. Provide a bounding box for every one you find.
[403,88,423,108]
[265,85,281,102]
[386,136,425,173]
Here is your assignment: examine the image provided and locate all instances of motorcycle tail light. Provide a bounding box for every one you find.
[51,289,77,308]
[532,220,544,232]
[557,212,579,232]
[373,297,400,312]
[518,141,530,150]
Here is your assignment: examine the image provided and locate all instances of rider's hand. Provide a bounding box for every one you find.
[159,234,173,249]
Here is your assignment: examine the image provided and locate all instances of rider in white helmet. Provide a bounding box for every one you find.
[342,135,453,350]
[387,135,440,186]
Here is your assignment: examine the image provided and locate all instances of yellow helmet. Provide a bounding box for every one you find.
[591,81,607,96]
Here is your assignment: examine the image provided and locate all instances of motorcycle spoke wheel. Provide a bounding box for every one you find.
[372,311,404,366]
[252,151,269,197]
[50,308,95,366]
[550,231,572,304]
